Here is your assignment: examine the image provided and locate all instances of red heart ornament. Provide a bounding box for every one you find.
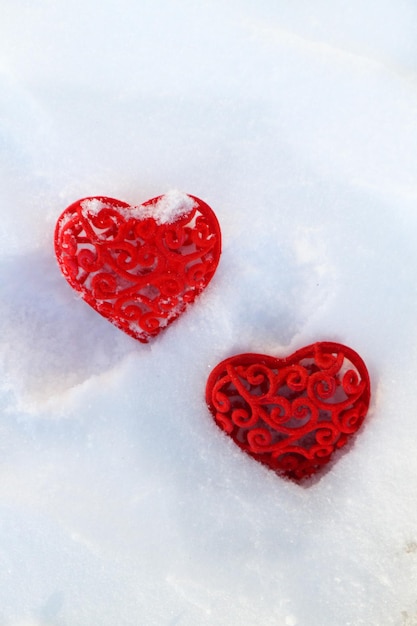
[55,192,221,342]
[206,342,371,482]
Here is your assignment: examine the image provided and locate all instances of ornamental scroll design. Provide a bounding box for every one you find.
[206,342,371,481]
[55,195,221,342]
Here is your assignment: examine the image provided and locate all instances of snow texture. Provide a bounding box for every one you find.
[1,1,417,625]
[139,190,196,224]
[81,190,196,224]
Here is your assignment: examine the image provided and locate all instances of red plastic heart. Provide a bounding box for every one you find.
[206,342,371,482]
[54,193,221,342]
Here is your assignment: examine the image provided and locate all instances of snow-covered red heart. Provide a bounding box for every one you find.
[54,191,221,342]
[206,342,371,482]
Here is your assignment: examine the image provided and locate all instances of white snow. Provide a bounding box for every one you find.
[81,190,196,224]
[1,1,417,625]
[138,190,197,224]
[80,197,112,217]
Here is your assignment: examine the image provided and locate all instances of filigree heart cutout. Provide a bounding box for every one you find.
[206,342,371,482]
[55,191,221,342]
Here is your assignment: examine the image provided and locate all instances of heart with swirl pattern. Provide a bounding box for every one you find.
[205,342,371,482]
[54,191,221,342]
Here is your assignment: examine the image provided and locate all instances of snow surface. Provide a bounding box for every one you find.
[1,1,417,625]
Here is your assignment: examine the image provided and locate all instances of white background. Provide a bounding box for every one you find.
[1,1,417,624]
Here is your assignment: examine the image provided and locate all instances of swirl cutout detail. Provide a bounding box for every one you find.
[205,342,371,482]
[55,193,221,342]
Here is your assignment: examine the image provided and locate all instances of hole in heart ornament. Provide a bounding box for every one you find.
[205,342,371,482]
[54,191,221,342]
